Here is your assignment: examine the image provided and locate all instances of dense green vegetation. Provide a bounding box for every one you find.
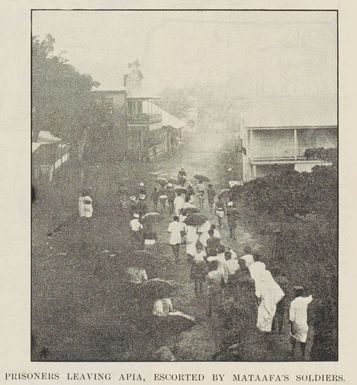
[234,164,338,360]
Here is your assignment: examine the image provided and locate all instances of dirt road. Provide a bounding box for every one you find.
[32,130,309,361]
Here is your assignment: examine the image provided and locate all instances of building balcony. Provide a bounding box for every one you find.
[127,113,162,125]
[250,155,306,163]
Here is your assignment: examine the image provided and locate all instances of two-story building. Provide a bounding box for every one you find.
[241,95,337,181]
[93,60,186,161]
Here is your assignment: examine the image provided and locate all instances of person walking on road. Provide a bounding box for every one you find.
[289,286,313,360]
[190,241,208,295]
[158,187,168,214]
[151,187,159,211]
[206,229,220,257]
[256,269,285,334]
[196,180,205,209]
[167,183,176,214]
[130,213,143,249]
[207,260,224,318]
[178,167,187,187]
[174,194,185,217]
[207,184,216,212]
[168,216,185,263]
[137,194,148,217]
[214,197,225,228]
[226,201,238,240]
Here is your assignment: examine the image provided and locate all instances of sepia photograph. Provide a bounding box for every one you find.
[31,9,338,362]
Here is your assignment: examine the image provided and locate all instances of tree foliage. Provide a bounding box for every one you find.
[32,34,101,155]
[237,166,337,223]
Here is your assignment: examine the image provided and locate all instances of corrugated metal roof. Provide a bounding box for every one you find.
[160,108,186,129]
[243,95,337,128]
[37,130,61,143]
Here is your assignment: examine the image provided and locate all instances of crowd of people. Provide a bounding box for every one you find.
[79,167,313,360]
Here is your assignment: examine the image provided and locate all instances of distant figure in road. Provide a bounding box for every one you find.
[153,297,174,316]
[177,167,187,186]
[196,180,205,209]
[166,183,176,214]
[127,264,148,313]
[79,193,93,219]
[151,187,159,211]
[143,225,158,253]
[130,213,143,248]
[226,201,238,240]
[207,184,216,211]
[168,216,185,263]
[224,251,239,290]
[207,260,224,318]
[256,269,285,334]
[199,224,220,248]
[186,183,194,199]
[129,196,138,216]
[185,224,199,261]
[138,182,146,197]
[190,241,208,295]
[207,244,229,286]
[158,187,168,214]
[174,194,185,217]
[214,197,225,228]
[289,286,313,360]
[206,229,220,257]
[137,195,149,217]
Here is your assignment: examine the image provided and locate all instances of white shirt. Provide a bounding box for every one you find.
[289,295,313,326]
[225,258,239,275]
[153,298,173,316]
[207,270,223,292]
[249,261,266,281]
[185,225,198,243]
[130,218,143,232]
[168,221,184,245]
[197,183,205,194]
[174,195,184,208]
[127,267,148,284]
[193,250,206,263]
[207,253,229,283]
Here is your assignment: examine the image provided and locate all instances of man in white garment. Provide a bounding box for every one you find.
[168,216,184,263]
[249,253,266,297]
[256,269,285,333]
[174,194,185,216]
[289,286,313,360]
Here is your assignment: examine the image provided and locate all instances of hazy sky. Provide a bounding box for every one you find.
[33,11,337,97]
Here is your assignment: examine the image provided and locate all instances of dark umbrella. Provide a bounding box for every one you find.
[139,278,176,299]
[181,207,200,216]
[184,213,208,226]
[218,189,230,199]
[174,187,187,195]
[194,175,210,182]
[155,178,168,187]
[161,311,196,334]
[141,212,161,223]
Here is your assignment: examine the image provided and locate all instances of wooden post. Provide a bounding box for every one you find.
[294,129,298,160]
